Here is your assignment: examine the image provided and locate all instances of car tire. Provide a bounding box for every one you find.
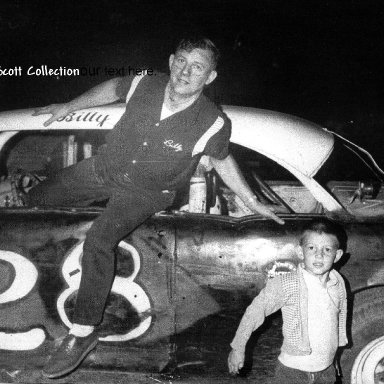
[341,287,384,384]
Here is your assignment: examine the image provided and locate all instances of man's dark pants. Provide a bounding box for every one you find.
[29,157,175,325]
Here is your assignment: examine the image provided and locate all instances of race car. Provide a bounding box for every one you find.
[0,104,383,383]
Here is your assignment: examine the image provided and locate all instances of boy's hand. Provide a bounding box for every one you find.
[228,349,245,374]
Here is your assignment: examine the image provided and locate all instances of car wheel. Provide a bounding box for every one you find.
[350,335,384,384]
[342,287,384,384]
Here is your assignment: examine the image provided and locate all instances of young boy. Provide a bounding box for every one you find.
[228,219,348,384]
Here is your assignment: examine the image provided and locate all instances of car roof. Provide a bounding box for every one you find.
[224,106,334,178]
[0,104,334,178]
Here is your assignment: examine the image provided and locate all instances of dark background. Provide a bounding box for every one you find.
[1,0,384,161]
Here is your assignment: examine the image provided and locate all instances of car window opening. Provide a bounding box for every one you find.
[0,132,324,216]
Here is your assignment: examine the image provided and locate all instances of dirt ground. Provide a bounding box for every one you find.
[0,312,344,384]
[0,314,282,384]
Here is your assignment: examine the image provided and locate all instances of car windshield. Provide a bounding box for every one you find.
[229,143,322,215]
[315,139,383,183]
[231,140,384,219]
[315,138,384,219]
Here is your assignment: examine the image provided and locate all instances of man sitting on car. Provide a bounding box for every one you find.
[30,36,284,378]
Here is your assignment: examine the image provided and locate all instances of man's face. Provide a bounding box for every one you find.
[298,231,343,277]
[169,48,217,97]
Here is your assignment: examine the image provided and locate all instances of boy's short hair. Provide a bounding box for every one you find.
[300,219,348,251]
[175,37,220,69]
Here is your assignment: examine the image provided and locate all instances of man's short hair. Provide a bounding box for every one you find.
[300,218,348,251]
[175,37,220,69]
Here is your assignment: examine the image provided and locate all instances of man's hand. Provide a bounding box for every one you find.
[210,155,285,225]
[247,196,285,225]
[33,103,72,127]
[32,78,122,127]
[228,349,245,374]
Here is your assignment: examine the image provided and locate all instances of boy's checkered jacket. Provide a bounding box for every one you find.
[230,265,348,355]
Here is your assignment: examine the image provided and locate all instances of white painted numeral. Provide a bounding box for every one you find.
[0,251,45,350]
[57,241,152,342]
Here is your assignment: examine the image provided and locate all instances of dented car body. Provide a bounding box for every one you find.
[0,104,383,382]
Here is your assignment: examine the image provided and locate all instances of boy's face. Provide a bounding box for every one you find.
[298,231,343,277]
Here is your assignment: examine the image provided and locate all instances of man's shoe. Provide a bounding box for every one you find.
[42,332,98,378]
